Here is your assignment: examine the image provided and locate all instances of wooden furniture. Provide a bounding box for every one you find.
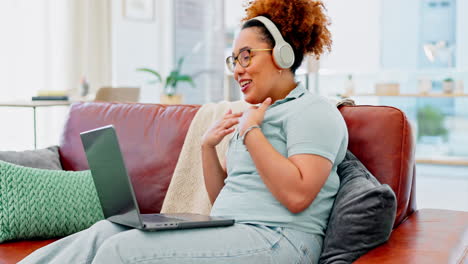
[94,87,140,102]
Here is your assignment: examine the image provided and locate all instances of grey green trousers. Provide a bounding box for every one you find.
[19,220,322,264]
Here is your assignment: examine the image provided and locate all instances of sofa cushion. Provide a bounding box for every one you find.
[0,160,103,243]
[319,150,397,264]
[0,146,62,170]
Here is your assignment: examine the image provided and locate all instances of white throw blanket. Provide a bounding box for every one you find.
[160,100,251,214]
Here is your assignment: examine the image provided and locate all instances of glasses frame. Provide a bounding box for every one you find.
[226,48,273,73]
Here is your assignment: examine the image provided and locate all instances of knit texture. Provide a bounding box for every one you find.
[0,160,103,243]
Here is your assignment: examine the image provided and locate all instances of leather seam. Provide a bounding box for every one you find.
[396,108,407,224]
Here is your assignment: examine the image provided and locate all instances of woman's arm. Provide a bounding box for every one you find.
[237,97,338,214]
[244,129,332,213]
[201,110,242,204]
[201,145,227,204]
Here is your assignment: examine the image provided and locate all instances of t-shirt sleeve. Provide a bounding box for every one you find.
[285,106,347,163]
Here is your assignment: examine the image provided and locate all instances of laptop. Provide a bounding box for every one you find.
[80,125,234,231]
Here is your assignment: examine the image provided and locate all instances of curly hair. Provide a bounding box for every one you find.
[241,0,332,73]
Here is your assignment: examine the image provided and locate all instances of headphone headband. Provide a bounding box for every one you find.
[247,16,295,69]
[251,16,287,46]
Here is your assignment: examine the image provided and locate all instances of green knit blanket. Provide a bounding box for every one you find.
[0,160,103,243]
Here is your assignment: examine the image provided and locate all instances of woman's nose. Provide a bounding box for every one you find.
[233,63,245,80]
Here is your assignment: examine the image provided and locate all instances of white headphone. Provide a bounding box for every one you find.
[248,16,295,69]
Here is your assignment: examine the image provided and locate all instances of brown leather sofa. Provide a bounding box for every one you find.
[0,102,466,264]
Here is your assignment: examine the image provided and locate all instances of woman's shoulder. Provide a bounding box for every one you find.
[295,92,341,113]
[288,93,346,129]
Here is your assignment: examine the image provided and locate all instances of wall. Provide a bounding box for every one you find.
[224,0,244,34]
[111,0,173,103]
[321,0,466,72]
[457,0,468,70]
[380,0,419,69]
[320,0,381,73]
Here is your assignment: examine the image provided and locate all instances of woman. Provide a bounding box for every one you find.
[20,0,347,263]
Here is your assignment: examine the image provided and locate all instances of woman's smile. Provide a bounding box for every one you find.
[239,79,253,93]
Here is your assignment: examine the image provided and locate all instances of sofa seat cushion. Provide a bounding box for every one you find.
[354,209,468,264]
[0,239,58,264]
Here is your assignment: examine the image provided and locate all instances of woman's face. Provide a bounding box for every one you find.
[232,27,281,104]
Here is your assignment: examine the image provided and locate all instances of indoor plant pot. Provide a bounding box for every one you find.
[160,94,183,104]
[442,78,454,94]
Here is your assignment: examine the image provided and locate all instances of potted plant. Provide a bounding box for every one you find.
[442,77,454,94]
[137,56,195,104]
[417,105,448,142]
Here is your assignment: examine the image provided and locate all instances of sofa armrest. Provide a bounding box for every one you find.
[354,209,468,264]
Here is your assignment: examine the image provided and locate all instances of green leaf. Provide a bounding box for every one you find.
[175,75,195,87]
[168,70,179,78]
[165,71,177,89]
[176,57,185,72]
[136,68,162,83]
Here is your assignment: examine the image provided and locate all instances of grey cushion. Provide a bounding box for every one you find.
[319,150,397,264]
[0,146,62,170]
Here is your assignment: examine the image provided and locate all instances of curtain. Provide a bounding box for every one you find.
[0,0,111,101]
[0,0,111,150]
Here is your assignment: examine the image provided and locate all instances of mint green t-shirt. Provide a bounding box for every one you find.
[210,84,348,236]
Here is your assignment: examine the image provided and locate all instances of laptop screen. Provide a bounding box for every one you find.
[80,125,142,227]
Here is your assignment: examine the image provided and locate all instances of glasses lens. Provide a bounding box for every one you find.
[226,56,235,72]
[238,50,251,68]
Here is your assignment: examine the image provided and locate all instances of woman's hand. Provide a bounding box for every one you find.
[238,97,272,136]
[202,109,242,148]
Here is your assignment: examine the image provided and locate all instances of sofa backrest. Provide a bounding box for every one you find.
[339,105,416,227]
[59,102,200,214]
[59,102,415,227]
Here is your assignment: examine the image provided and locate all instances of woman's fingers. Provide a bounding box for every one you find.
[204,111,241,147]
[259,97,272,112]
[225,109,232,115]
[224,112,243,119]
[219,111,241,128]
[208,111,241,141]
[224,118,239,128]
[220,127,235,135]
[218,118,239,130]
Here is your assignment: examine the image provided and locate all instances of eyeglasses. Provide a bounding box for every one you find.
[225,48,272,73]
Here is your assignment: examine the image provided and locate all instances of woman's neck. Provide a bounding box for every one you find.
[271,74,297,103]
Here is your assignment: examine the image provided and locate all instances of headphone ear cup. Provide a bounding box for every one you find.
[273,43,295,69]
